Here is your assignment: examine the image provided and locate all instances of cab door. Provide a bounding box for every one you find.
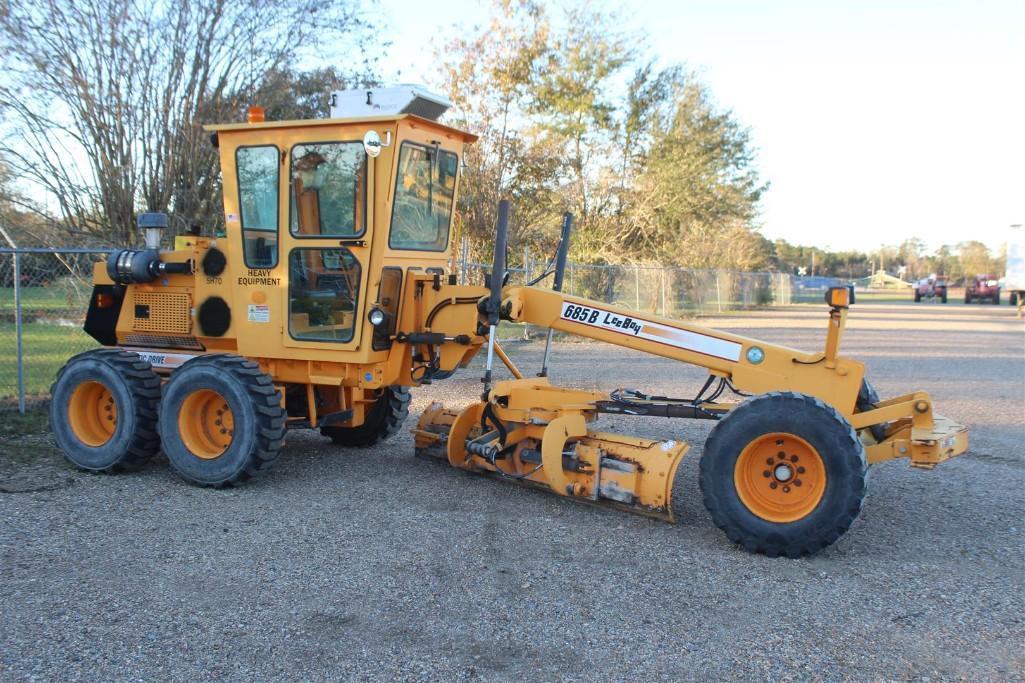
[280,138,372,355]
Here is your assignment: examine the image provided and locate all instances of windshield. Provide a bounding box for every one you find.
[290,142,367,237]
[389,142,457,251]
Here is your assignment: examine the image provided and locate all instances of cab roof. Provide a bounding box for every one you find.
[204,113,478,143]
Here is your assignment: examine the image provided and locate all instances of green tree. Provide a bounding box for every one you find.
[625,77,767,269]
[957,240,996,279]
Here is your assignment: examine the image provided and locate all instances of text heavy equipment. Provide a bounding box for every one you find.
[51,86,968,557]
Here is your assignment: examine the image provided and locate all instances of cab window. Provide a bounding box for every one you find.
[288,248,361,343]
[236,145,279,268]
[290,142,367,237]
[389,142,457,251]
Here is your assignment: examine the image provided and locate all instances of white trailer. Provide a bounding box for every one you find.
[1003,224,1024,314]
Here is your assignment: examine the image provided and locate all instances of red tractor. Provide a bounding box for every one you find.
[964,274,1001,304]
[913,275,948,303]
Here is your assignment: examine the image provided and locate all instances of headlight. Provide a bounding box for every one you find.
[368,307,386,326]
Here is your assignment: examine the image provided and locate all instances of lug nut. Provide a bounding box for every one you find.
[769,481,778,489]
[794,479,802,486]
[777,451,785,458]
[790,455,799,462]
[797,466,805,474]
[220,429,227,434]
[766,457,774,465]
[782,486,791,493]
[763,470,771,478]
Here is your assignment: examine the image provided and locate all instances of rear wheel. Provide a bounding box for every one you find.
[321,386,411,447]
[50,349,161,472]
[941,291,947,303]
[993,290,1001,304]
[914,291,921,302]
[700,392,867,558]
[964,292,971,304]
[1011,292,1019,306]
[159,354,284,486]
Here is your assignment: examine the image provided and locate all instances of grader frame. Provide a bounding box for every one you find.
[50,87,968,557]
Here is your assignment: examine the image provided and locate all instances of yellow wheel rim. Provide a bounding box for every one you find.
[734,432,827,523]
[178,389,234,460]
[67,380,117,447]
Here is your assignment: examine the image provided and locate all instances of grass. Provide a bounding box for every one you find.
[0,281,94,312]
[0,322,98,400]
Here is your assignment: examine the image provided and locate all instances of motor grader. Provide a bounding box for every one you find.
[51,86,968,557]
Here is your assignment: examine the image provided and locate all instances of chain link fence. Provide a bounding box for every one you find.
[1,248,110,412]
[460,258,796,315]
[0,245,844,413]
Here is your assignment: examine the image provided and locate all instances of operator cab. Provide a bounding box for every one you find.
[205,85,476,358]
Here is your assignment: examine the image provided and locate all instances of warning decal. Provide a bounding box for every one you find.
[248,304,270,323]
[559,302,742,362]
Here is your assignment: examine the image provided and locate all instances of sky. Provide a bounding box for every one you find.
[374,0,1024,253]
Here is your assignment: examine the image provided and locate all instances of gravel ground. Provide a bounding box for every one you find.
[1,301,1023,681]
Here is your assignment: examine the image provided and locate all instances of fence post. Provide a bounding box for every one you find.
[634,266,640,309]
[715,271,722,314]
[14,250,25,414]
[459,237,469,285]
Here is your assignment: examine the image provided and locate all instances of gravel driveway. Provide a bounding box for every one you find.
[2,301,1023,681]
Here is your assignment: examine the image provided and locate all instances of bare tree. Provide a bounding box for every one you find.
[0,0,374,245]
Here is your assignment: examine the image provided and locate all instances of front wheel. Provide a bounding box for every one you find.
[699,392,867,558]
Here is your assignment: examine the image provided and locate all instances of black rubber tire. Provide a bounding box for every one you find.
[1011,292,1019,306]
[158,354,284,487]
[993,290,1000,304]
[49,348,161,472]
[321,386,411,447]
[964,292,971,304]
[914,291,921,302]
[699,391,867,558]
[941,292,947,303]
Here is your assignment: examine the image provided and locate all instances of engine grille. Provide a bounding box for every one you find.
[132,292,191,334]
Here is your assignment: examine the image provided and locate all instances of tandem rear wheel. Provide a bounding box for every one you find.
[320,385,411,447]
[50,349,162,472]
[158,354,285,487]
[700,391,867,558]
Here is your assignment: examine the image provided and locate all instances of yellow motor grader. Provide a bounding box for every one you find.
[51,86,968,557]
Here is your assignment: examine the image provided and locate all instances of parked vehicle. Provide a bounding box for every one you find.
[914,275,948,303]
[964,274,1001,304]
